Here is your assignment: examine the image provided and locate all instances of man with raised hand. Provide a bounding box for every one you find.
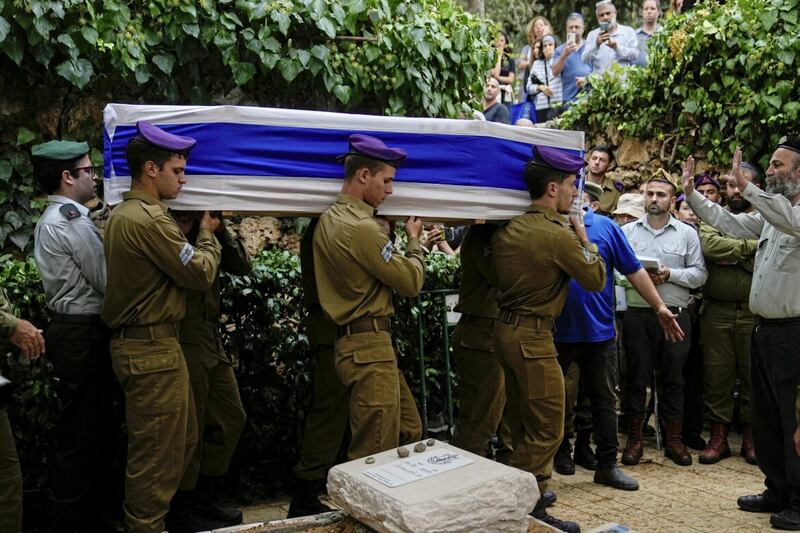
[684,138,800,530]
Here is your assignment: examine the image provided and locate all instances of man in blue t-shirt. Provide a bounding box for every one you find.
[553,202,683,491]
[552,13,593,105]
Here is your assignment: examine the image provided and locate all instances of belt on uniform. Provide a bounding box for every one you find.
[498,310,553,331]
[459,314,495,329]
[754,316,800,327]
[627,306,684,315]
[113,323,178,340]
[336,317,392,338]
[706,300,749,311]
[51,313,102,325]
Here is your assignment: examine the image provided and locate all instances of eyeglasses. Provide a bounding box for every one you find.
[70,165,101,177]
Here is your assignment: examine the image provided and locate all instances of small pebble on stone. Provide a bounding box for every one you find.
[397,447,410,457]
[426,438,435,446]
[413,442,427,453]
[365,457,375,464]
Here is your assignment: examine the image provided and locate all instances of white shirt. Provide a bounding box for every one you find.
[33,195,105,314]
[582,24,640,74]
[622,215,707,307]
[687,185,800,319]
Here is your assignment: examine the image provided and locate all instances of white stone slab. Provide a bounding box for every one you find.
[328,440,539,533]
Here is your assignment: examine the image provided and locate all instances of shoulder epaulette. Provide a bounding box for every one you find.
[59,203,81,221]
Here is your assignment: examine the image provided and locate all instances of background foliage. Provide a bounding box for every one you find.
[0,0,493,255]
[560,0,800,170]
[1,245,462,497]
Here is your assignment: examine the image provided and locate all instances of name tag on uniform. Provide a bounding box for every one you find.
[381,240,394,263]
[179,242,195,266]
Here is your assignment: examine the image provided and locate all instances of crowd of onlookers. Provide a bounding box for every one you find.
[479,0,676,126]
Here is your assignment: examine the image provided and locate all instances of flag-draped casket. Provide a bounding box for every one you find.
[103,104,584,221]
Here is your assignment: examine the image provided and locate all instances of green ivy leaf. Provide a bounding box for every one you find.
[2,33,23,65]
[56,34,78,59]
[277,57,302,82]
[272,11,290,35]
[4,210,23,230]
[296,48,311,67]
[134,64,151,84]
[153,54,176,74]
[81,26,98,45]
[262,36,280,52]
[348,0,366,15]
[16,128,36,146]
[0,16,9,42]
[32,16,55,38]
[231,61,256,85]
[310,44,329,61]
[182,23,200,38]
[55,58,94,89]
[258,50,280,69]
[0,161,12,182]
[316,17,336,38]
[333,84,351,104]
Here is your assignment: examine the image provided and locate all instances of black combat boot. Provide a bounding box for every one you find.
[287,479,333,518]
[166,490,229,533]
[193,474,243,526]
[554,437,575,475]
[530,497,581,533]
[573,429,597,471]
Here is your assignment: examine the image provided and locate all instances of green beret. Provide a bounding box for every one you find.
[584,181,604,202]
[31,140,89,161]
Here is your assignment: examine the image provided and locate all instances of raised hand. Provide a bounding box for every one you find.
[681,156,696,196]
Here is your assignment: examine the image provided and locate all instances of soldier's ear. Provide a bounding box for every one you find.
[143,160,158,179]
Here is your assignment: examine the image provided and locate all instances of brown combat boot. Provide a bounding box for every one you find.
[741,423,757,465]
[699,422,731,464]
[621,416,645,466]
[664,421,692,466]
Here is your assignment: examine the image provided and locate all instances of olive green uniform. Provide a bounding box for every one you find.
[450,225,505,455]
[699,222,756,424]
[294,218,347,481]
[313,195,424,459]
[0,289,23,533]
[178,224,249,491]
[593,176,623,216]
[102,191,221,533]
[492,205,605,491]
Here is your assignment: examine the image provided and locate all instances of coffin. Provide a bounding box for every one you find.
[103,104,584,221]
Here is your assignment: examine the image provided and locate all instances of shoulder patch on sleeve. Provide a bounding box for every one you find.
[380,240,394,263]
[59,203,81,221]
[179,242,195,266]
[614,181,624,192]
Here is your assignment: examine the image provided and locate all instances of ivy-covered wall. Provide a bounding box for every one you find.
[0,0,494,255]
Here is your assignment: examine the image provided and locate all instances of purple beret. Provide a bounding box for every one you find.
[530,145,585,174]
[136,121,197,152]
[676,194,686,204]
[336,134,407,167]
[694,173,720,189]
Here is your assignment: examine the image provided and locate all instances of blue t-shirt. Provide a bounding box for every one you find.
[553,43,592,103]
[554,209,642,343]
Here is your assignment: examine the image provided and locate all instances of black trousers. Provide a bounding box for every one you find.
[683,310,705,436]
[556,339,619,467]
[751,319,800,508]
[46,315,123,531]
[622,308,692,424]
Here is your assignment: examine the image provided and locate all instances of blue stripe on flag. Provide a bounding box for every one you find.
[105,122,583,192]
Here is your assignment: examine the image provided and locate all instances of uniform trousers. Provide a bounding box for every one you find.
[494,321,564,492]
[47,316,121,531]
[294,343,349,481]
[0,406,22,533]
[562,362,593,439]
[111,335,197,533]
[750,318,800,508]
[701,301,753,424]
[179,334,246,490]
[622,308,692,423]
[334,330,422,459]
[450,318,505,456]
[556,340,619,466]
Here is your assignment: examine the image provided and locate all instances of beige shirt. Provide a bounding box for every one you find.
[688,185,800,318]
[312,195,425,325]
[492,204,606,318]
[102,191,221,329]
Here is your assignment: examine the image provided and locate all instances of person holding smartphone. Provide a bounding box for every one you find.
[552,13,592,106]
[581,0,640,75]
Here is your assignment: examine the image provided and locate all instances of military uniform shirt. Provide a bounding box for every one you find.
[102,191,222,329]
[622,215,707,308]
[312,194,425,325]
[594,176,623,216]
[454,225,499,319]
[34,195,105,314]
[0,289,17,340]
[699,222,755,303]
[687,186,800,318]
[300,219,336,346]
[492,204,606,318]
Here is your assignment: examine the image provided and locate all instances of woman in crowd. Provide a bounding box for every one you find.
[526,34,562,122]
[490,31,516,110]
[516,16,554,103]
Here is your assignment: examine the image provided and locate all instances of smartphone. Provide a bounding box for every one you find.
[599,21,610,32]
[567,32,576,45]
